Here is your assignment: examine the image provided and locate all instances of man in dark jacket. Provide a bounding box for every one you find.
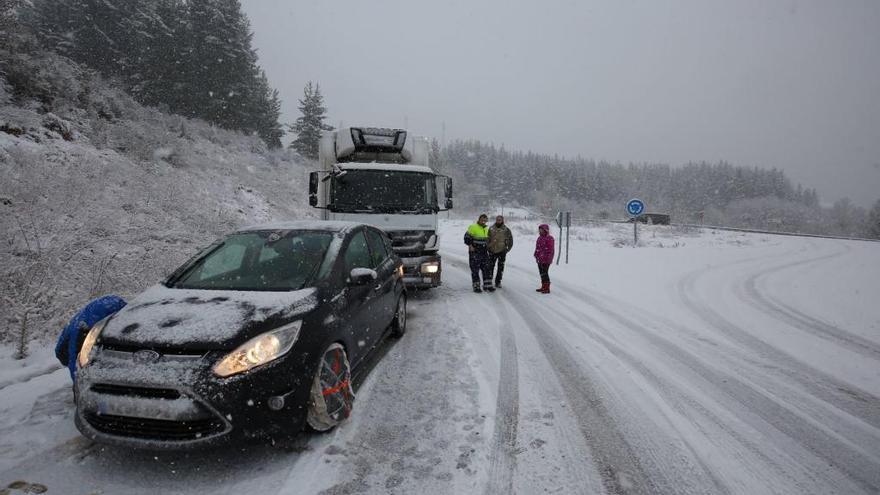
[464,214,493,292]
[55,295,127,382]
[487,215,513,288]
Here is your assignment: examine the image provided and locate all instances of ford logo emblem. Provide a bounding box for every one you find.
[133,349,161,364]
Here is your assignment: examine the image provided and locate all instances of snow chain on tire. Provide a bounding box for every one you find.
[307,343,354,432]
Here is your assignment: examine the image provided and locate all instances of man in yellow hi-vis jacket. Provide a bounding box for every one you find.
[464,214,494,292]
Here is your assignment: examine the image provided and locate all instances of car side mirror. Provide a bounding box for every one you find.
[348,267,377,286]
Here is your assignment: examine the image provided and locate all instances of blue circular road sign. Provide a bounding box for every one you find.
[626,198,645,217]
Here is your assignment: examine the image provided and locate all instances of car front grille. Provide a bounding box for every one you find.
[90,383,181,400]
[100,343,209,357]
[85,413,225,441]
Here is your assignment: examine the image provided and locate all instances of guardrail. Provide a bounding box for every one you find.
[462,210,880,243]
[523,216,880,243]
[668,223,880,243]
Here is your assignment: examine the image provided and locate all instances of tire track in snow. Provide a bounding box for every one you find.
[446,248,880,491]
[446,249,880,431]
[740,249,880,361]
[445,258,520,495]
[498,289,657,495]
[676,255,880,431]
[484,298,519,495]
[546,297,860,494]
[552,283,880,493]
[545,305,777,494]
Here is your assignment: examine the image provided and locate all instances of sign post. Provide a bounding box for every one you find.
[555,211,572,265]
[626,198,645,247]
[566,213,570,264]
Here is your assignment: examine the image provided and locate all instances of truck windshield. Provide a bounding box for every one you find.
[330,170,436,214]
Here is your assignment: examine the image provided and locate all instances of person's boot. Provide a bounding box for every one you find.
[485,283,495,292]
[473,283,483,293]
[541,282,551,294]
[535,283,544,292]
[494,279,502,289]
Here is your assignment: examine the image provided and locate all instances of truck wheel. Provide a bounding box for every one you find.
[306,343,354,432]
[390,294,407,338]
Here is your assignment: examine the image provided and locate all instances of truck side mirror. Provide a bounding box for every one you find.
[443,177,453,210]
[309,172,319,207]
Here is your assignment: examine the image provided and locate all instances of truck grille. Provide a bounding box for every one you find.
[85,413,225,441]
[388,230,433,255]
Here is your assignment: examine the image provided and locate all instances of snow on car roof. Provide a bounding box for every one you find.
[339,163,435,174]
[237,220,363,233]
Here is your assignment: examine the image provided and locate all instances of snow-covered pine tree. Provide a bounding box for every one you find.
[133,0,190,111]
[185,0,258,128]
[28,0,151,80]
[251,70,284,148]
[26,0,283,148]
[289,82,333,160]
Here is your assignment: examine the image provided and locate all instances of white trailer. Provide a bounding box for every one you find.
[308,127,452,288]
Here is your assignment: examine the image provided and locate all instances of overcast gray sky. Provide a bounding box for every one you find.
[241,0,880,206]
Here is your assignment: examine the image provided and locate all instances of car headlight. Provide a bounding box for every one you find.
[420,262,440,274]
[78,318,108,368]
[213,320,303,378]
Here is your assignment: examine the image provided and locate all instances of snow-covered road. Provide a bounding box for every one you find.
[1,221,878,494]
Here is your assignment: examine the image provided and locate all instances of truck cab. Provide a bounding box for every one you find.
[308,127,452,288]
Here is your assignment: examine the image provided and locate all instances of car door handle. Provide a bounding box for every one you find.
[374,284,383,291]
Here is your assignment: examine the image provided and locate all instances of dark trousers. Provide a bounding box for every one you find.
[469,249,492,287]
[538,263,551,284]
[489,252,506,284]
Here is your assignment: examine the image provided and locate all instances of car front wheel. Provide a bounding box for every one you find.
[306,343,354,432]
[390,294,407,338]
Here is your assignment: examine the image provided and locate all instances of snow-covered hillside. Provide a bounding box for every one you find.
[1,221,877,494]
[0,58,314,346]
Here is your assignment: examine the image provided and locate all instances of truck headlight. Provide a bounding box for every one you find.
[213,321,302,378]
[78,318,108,368]
[421,262,440,274]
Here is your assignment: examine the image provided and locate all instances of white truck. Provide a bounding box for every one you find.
[308,127,453,288]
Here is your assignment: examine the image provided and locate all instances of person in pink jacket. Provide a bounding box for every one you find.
[533,224,555,293]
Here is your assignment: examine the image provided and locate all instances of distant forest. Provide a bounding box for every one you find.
[433,139,880,238]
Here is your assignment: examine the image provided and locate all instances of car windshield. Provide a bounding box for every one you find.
[330,170,436,214]
[168,230,334,291]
